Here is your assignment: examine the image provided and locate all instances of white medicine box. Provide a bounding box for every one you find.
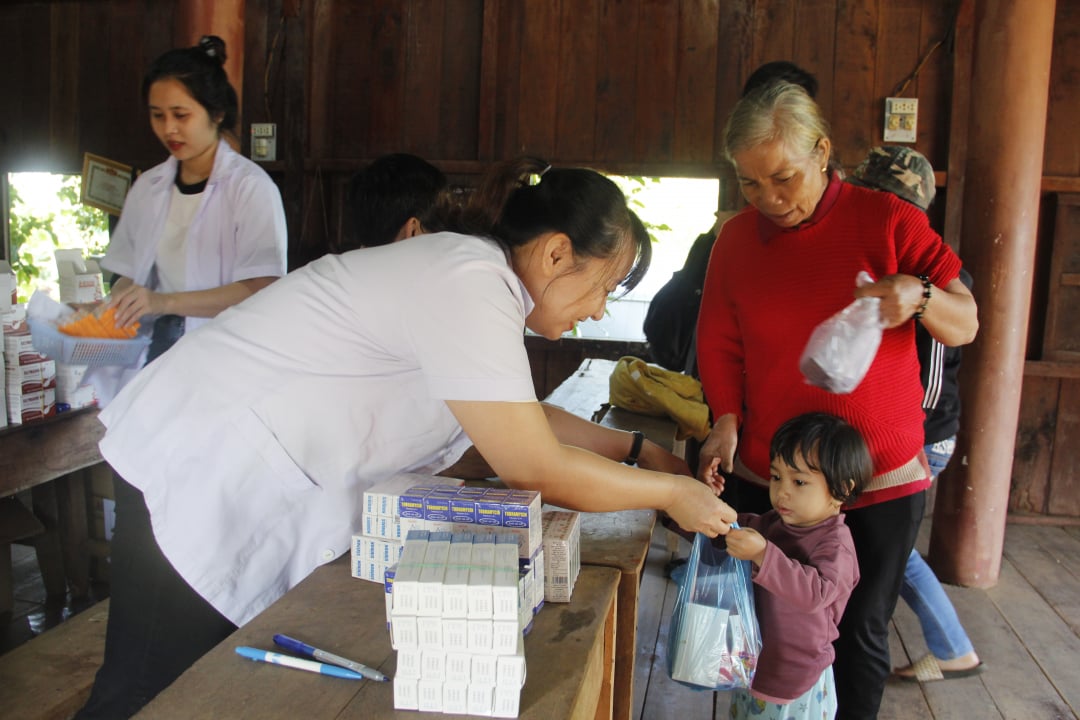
[55,249,104,304]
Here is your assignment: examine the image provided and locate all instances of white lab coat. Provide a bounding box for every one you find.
[98,233,536,625]
[101,138,287,336]
[89,139,288,406]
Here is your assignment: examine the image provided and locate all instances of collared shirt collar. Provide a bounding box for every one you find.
[757,170,843,242]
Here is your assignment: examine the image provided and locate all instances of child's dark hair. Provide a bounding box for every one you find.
[770,412,871,504]
[344,153,448,250]
[142,35,238,132]
[431,156,650,294]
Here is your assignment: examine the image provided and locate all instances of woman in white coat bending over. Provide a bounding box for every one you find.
[77,156,737,718]
[101,34,287,364]
[76,36,287,720]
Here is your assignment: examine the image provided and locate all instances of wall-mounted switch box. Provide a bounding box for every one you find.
[883,97,917,143]
[250,123,277,162]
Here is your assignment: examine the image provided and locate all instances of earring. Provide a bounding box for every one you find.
[821,166,828,173]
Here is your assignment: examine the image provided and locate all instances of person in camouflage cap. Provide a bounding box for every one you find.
[847,144,986,685]
[848,145,936,211]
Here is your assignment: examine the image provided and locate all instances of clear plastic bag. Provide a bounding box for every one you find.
[667,530,761,691]
[799,271,884,394]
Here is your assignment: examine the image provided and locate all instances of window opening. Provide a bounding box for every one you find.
[566,175,719,341]
[6,172,110,302]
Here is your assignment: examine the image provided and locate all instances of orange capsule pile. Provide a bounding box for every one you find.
[58,306,140,339]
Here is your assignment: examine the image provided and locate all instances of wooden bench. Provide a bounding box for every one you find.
[0,599,108,720]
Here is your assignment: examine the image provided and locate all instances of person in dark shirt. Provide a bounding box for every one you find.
[848,145,984,683]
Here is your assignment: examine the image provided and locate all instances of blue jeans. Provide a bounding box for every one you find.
[898,437,974,661]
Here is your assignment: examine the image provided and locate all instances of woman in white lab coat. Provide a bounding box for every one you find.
[76,36,287,720]
[101,34,287,363]
[77,157,737,719]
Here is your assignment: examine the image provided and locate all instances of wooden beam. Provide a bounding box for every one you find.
[929,0,1057,588]
[175,0,246,138]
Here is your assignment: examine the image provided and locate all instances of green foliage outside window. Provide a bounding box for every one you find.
[7,174,110,302]
[611,175,673,243]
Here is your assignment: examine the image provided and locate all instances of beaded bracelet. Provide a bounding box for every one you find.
[914,275,932,320]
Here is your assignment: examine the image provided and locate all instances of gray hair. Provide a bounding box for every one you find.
[723,81,831,167]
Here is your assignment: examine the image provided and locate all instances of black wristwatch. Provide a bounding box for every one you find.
[624,430,646,465]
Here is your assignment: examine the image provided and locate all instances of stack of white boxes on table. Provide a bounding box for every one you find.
[350,477,585,716]
[391,530,528,717]
[352,474,464,585]
[3,303,57,425]
[352,477,546,629]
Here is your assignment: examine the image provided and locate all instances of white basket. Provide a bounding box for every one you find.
[28,318,150,367]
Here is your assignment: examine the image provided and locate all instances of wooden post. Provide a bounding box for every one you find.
[174,0,246,146]
[928,0,1056,587]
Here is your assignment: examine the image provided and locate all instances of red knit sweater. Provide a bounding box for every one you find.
[697,180,962,508]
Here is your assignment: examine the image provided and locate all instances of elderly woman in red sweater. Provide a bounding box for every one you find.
[695,81,978,720]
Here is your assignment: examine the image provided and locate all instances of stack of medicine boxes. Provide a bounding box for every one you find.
[352,474,464,584]
[391,530,527,717]
[3,304,57,425]
[352,477,546,628]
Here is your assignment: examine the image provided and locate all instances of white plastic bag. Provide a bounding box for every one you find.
[799,271,884,394]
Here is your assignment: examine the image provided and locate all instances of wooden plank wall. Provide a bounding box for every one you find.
[0,1,176,175]
[3,0,1080,515]
[6,2,1079,213]
[287,0,966,254]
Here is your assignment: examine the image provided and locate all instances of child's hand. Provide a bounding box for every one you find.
[696,414,738,492]
[725,527,767,567]
[699,458,725,495]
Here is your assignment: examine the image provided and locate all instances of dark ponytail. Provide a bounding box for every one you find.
[432,157,651,293]
[142,35,239,133]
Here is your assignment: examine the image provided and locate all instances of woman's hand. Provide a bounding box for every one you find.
[636,439,693,477]
[725,527,767,566]
[109,282,162,328]
[853,273,926,328]
[855,273,979,345]
[665,475,737,538]
[697,413,739,492]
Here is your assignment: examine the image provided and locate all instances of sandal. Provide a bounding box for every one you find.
[893,653,985,683]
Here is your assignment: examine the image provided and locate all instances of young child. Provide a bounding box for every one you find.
[725,412,871,720]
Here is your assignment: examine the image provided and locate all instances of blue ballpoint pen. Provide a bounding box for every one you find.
[273,633,389,681]
[235,646,364,680]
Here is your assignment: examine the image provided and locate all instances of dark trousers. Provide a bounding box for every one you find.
[146,314,185,365]
[833,491,925,720]
[75,476,236,719]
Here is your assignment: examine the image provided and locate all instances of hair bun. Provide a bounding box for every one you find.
[198,35,227,65]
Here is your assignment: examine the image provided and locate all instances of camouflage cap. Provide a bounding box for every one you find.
[848,145,936,211]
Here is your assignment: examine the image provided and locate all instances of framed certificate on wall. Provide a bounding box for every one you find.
[80,153,133,216]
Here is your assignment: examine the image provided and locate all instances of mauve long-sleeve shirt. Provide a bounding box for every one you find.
[739,511,859,703]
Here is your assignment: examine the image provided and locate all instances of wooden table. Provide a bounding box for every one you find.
[136,558,620,720]
[543,357,685,458]
[139,356,674,719]
[543,357,682,720]
[0,408,105,612]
